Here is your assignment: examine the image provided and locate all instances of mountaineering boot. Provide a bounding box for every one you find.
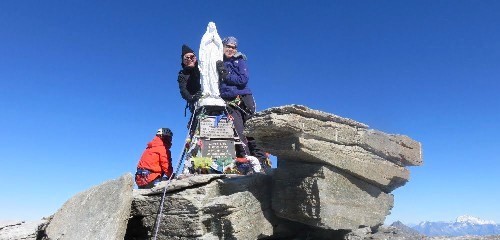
[245,155,262,173]
[234,155,262,174]
[247,137,270,169]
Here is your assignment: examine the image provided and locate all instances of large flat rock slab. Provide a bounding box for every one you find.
[272,161,393,230]
[246,105,422,166]
[44,173,134,240]
[253,104,369,128]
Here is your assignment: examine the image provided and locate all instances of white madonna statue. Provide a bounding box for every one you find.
[196,22,226,109]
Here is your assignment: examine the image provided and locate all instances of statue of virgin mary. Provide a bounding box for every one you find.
[196,22,226,109]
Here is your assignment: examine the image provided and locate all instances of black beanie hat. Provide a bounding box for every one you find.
[181,44,195,57]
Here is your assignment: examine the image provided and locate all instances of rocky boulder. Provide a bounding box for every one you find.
[9,104,424,240]
[39,173,134,240]
[126,174,276,239]
[245,105,423,231]
[272,161,394,230]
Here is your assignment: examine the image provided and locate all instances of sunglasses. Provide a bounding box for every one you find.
[224,45,237,50]
[183,55,196,61]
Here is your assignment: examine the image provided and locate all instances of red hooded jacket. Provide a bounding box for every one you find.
[136,136,173,185]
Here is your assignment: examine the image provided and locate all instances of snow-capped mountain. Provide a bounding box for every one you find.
[456,215,496,225]
[412,215,500,237]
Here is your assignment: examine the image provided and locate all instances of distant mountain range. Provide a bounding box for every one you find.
[411,215,500,237]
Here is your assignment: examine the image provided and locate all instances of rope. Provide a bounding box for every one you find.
[152,110,198,240]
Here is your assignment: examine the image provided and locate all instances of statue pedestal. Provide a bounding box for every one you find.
[196,97,226,109]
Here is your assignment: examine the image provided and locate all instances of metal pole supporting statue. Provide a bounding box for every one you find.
[196,22,226,109]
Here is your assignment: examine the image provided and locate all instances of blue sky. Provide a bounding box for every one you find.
[1,1,499,225]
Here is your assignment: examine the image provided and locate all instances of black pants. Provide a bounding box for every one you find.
[225,94,253,156]
[226,95,267,164]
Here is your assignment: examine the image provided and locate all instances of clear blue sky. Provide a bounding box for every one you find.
[1,1,499,225]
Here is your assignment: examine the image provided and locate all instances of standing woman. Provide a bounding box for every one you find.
[216,36,267,167]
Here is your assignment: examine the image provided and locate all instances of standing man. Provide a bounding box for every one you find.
[135,128,173,189]
[177,44,203,135]
[178,44,202,115]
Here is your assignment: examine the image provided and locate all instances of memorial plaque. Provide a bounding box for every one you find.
[201,139,236,159]
[199,117,234,138]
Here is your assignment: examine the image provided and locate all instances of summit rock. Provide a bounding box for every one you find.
[6,105,424,239]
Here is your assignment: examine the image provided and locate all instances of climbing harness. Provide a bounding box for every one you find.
[226,95,252,116]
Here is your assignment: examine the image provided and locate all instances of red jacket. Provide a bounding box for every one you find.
[136,136,173,184]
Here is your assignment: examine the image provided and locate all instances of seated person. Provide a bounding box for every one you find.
[135,128,173,189]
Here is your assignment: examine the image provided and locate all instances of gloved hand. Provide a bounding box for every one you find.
[216,60,228,80]
[191,91,202,102]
